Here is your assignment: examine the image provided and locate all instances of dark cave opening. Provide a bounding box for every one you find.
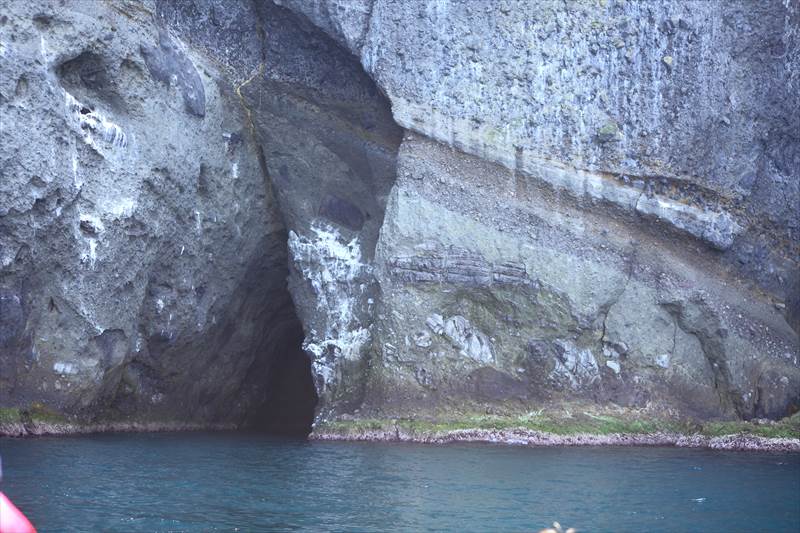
[247,318,319,437]
[152,0,402,435]
[232,2,402,437]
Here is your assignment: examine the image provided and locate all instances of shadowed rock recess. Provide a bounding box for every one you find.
[0,0,798,438]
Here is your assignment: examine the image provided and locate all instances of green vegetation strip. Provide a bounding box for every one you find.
[318,411,800,439]
[0,403,68,426]
[0,407,22,424]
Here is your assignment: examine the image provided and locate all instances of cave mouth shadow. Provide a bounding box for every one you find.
[246,318,318,438]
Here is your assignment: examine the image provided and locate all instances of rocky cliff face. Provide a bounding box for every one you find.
[1,0,797,433]
[0,0,302,429]
[277,0,800,423]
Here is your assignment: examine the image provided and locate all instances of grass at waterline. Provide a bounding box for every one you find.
[315,410,800,440]
[0,407,21,424]
[0,403,68,425]
[702,415,800,439]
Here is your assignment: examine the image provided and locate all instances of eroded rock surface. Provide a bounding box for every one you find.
[365,134,797,421]
[0,0,295,426]
[286,0,799,300]
[279,0,799,423]
[1,0,798,431]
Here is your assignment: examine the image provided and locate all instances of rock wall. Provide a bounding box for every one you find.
[368,134,796,421]
[278,0,800,422]
[1,0,797,430]
[282,0,799,304]
[0,0,297,426]
[155,0,402,419]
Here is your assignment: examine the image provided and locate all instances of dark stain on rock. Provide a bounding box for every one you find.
[89,329,128,368]
[140,30,206,117]
[319,193,365,231]
[0,289,24,348]
[57,52,111,95]
[79,219,101,236]
[468,367,529,402]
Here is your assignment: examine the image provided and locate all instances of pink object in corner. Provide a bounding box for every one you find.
[0,492,36,533]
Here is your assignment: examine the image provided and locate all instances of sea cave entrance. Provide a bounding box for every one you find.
[246,315,318,437]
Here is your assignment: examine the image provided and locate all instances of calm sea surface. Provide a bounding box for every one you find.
[1,432,798,532]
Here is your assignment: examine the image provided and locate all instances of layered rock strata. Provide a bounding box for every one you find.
[1,0,797,433]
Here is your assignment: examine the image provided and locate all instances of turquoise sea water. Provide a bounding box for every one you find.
[1,432,798,532]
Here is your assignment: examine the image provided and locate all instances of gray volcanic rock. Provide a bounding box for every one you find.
[251,3,402,414]
[157,0,402,416]
[140,29,206,116]
[277,0,799,422]
[367,135,797,420]
[1,0,797,431]
[284,0,800,313]
[0,0,291,425]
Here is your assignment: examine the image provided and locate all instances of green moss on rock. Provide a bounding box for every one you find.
[316,411,800,440]
[0,407,22,424]
[702,412,800,439]
[26,402,68,424]
[596,121,620,142]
